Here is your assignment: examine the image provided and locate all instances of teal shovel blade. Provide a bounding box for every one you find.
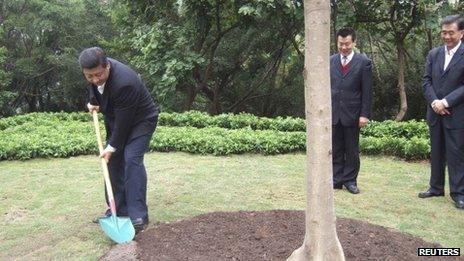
[99,215,135,244]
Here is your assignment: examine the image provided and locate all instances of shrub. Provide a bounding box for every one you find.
[361,119,428,139]
[0,111,431,160]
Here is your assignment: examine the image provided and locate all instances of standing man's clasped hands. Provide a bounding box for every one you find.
[431,99,450,115]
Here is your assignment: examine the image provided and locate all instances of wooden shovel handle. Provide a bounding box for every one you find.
[92,110,117,216]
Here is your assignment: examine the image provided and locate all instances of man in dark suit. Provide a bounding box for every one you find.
[331,28,373,194]
[79,47,159,232]
[419,15,464,210]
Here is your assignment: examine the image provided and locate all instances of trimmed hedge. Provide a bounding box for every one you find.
[158,110,305,132]
[360,136,429,160]
[0,111,304,132]
[362,120,429,140]
[0,123,304,160]
[152,126,305,155]
[159,111,429,140]
[1,111,429,139]
[0,111,431,160]
[0,112,91,131]
[0,119,96,160]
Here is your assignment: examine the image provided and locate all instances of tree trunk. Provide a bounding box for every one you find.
[209,84,222,115]
[184,85,197,111]
[287,0,344,260]
[426,29,433,51]
[395,42,407,121]
[25,83,38,112]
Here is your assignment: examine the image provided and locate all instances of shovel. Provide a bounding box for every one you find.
[92,110,135,244]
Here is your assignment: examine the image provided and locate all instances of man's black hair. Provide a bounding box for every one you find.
[441,15,464,30]
[79,47,108,69]
[336,27,357,42]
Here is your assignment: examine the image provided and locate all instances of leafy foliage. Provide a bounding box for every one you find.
[0,46,13,114]
[159,110,305,131]
[361,119,429,139]
[1,0,464,122]
[108,0,305,116]
[0,0,113,116]
[0,111,430,160]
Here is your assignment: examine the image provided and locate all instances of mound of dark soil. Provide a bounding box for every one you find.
[129,210,461,260]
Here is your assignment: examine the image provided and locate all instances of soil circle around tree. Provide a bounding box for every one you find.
[101,210,462,261]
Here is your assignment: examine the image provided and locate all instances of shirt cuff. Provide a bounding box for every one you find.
[441,99,449,108]
[104,144,116,153]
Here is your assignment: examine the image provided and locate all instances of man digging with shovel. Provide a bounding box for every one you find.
[80,47,159,235]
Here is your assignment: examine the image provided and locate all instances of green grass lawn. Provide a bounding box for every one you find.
[0,152,462,260]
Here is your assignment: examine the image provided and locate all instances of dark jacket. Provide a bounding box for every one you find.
[330,53,373,126]
[88,58,159,149]
[423,44,464,129]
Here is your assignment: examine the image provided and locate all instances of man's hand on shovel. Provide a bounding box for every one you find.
[87,103,99,113]
[100,145,116,163]
[100,149,113,163]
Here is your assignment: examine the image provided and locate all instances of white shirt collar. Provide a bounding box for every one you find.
[97,82,106,95]
[340,51,354,63]
[446,41,461,55]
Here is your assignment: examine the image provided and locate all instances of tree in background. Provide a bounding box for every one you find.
[1,0,464,120]
[288,0,344,259]
[0,0,113,116]
[108,0,305,116]
[0,44,13,115]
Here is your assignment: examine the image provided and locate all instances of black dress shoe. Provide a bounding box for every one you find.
[418,190,444,198]
[455,200,464,209]
[345,184,360,194]
[333,184,342,189]
[132,217,149,234]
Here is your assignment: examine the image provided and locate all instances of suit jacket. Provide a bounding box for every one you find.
[423,44,464,129]
[88,58,159,150]
[330,53,373,126]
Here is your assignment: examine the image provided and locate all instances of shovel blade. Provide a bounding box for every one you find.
[99,215,135,244]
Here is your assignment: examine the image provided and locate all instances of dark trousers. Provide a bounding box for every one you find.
[429,119,464,202]
[332,120,360,186]
[106,132,153,221]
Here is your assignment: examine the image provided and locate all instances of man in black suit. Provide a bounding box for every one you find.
[330,28,373,194]
[419,15,464,210]
[79,47,159,231]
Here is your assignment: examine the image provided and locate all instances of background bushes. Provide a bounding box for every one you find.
[0,111,430,161]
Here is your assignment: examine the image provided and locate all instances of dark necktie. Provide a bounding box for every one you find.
[342,56,348,66]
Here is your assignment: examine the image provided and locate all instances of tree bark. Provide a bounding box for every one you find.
[395,42,407,121]
[184,85,197,111]
[426,29,433,51]
[287,0,344,260]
